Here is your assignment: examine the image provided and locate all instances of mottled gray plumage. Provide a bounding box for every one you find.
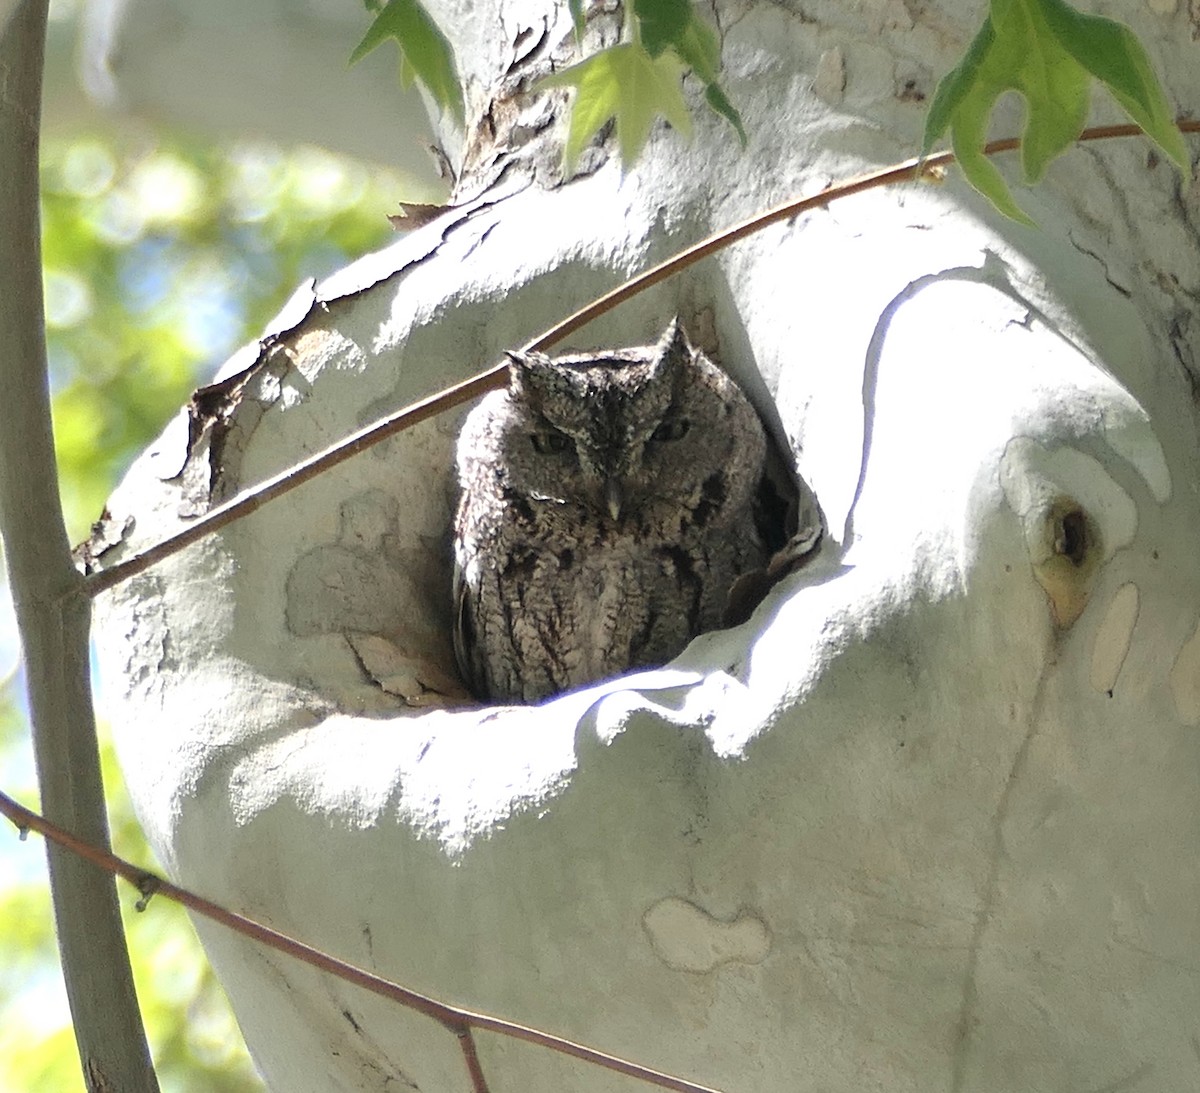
[452,319,770,703]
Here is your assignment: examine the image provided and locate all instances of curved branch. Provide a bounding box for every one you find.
[0,788,726,1093]
[82,119,1200,598]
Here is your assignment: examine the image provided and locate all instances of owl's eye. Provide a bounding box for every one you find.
[650,417,690,443]
[531,431,571,455]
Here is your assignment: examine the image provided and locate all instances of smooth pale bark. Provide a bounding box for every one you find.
[93,1,1200,1090]
[0,1,158,1089]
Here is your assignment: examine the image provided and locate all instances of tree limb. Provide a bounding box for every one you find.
[0,2,159,1088]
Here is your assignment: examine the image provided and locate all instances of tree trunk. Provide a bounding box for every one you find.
[91,0,1200,1090]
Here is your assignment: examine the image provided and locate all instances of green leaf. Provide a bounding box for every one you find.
[659,8,744,144]
[671,14,721,86]
[1037,0,1189,169]
[545,1,744,170]
[997,0,1091,182]
[923,0,1186,223]
[568,0,585,42]
[541,43,693,172]
[350,0,464,128]
[635,0,692,58]
[935,0,1089,184]
[947,63,1037,226]
[923,18,995,157]
[705,82,747,147]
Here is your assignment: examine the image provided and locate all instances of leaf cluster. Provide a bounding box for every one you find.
[923,0,1188,222]
[355,0,745,175]
[356,0,1191,220]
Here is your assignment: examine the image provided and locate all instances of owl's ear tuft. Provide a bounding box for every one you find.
[505,349,554,409]
[656,318,694,371]
[651,319,694,393]
[504,350,527,384]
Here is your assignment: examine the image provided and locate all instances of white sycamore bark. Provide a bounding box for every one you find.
[91,0,1200,1089]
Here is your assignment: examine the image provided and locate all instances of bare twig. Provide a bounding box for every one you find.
[458,1028,491,1093]
[0,1,159,1088]
[0,789,728,1093]
[84,367,502,596]
[83,121,1200,598]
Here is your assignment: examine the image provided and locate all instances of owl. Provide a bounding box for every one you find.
[452,319,772,704]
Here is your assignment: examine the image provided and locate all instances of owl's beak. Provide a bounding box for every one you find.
[605,477,623,520]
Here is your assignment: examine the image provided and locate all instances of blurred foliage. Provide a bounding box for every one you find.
[40,134,406,543]
[0,703,264,1092]
[2,131,410,1091]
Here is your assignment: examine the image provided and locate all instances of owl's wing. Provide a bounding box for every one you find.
[451,559,488,701]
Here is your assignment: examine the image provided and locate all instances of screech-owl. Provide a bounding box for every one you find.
[452,319,772,704]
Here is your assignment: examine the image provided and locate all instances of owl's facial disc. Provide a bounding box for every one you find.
[525,431,628,521]
[502,346,708,520]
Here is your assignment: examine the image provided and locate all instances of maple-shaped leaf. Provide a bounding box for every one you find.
[541,43,693,172]
[1037,0,1188,168]
[351,0,465,128]
[923,0,1186,223]
[636,0,747,146]
[636,0,692,59]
